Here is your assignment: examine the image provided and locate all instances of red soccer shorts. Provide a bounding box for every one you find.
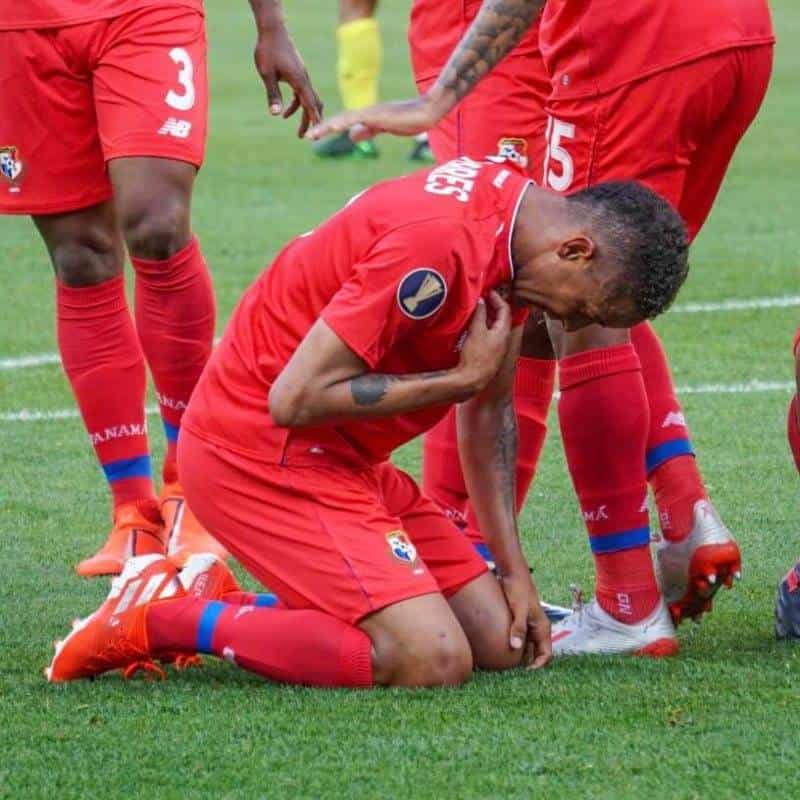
[0,5,208,215]
[539,45,773,240]
[410,18,549,175]
[178,430,489,626]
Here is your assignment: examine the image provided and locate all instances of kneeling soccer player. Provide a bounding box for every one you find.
[48,156,688,688]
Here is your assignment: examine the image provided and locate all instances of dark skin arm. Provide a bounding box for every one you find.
[268,293,512,428]
[457,325,552,669]
[248,0,324,136]
[306,0,543,141]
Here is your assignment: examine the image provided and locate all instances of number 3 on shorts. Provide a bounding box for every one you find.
[166,47,196,111]
[543,116,575,192]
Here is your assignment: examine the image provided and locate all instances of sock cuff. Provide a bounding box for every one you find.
[515,357,556,401]
[130,235,200,275]
[558,343,641,391]
[340,627,373,687]
[337,17,379,38]
[56,274,126,314]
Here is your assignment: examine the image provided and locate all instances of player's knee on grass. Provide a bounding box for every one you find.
[362,594,474,688]
[448,572,525,672]
[547,318,630,360]
[34,205,123,287]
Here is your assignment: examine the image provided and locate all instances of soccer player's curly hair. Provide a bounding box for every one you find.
[567,181,689,319]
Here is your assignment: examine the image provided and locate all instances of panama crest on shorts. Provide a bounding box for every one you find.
[397,268,447,319]
[386,531,419,567]
[496,137,528,168]
[0,146,24,192]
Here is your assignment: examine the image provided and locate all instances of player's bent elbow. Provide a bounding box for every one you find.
[267,383,306,428]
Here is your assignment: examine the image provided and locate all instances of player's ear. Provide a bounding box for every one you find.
[558,235,595,264]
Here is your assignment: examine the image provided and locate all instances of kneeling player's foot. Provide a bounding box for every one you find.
[655,499,741,626]
[312,130,378,159]
[408,134,434,163]
[47,555,182,682]
[179,553,242,599]
[551,591,678,658]
[775,559,800,640]
[161,482,228,569]
[75,501,165,578]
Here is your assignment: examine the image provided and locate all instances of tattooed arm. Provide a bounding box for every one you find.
[306,0,543,142]
[458,324,552,667]
[268,293,511,428]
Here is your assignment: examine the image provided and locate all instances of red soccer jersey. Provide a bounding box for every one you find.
[183,157,532,468]
[0,0,202,30]
[540,0,775,100]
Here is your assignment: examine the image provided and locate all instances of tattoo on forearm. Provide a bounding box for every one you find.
[437,0,544,102]
[495,400,518,509]
[351,374,395,406]
[350,371,449,407]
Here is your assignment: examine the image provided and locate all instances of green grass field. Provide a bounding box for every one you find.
[1,2,799,797]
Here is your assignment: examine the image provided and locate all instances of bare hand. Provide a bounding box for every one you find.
[499,570,552,670]
[305,95,445,143]
[253,26,323,137]
[457,291,512,394]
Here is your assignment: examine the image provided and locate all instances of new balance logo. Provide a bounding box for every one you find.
[158,118,192,138]
[661,411,686,428]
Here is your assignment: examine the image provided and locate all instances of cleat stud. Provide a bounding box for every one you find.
[707,574,717,585]
[44,667,52,681]
[734,570,742,581]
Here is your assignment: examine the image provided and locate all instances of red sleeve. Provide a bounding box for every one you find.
[321,221,462,368]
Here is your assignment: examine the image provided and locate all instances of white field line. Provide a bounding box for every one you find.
[0,382,794,424]
[1,295,798,373]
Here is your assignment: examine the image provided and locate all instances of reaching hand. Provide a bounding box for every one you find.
[305,95,446,143]
[253,25,323,137]
[457,291,513,395]
[499,569,552,670]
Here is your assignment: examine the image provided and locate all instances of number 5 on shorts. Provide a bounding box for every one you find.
[166,47,196,111]
[543,116,575,192]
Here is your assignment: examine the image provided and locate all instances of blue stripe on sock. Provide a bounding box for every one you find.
[473,542,494,565]
[589,526,651,555]
[196,601,226,654]
[646,438,694,473]
[102,455,152,483]
[163,421,180,443]
[254,593,278,608]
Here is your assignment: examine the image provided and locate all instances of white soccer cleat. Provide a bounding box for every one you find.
[551,591,678,658]
[655,499,742,625]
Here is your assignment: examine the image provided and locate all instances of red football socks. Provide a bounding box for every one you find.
[422,356,555,515]
[131,236,215,484]
[57,275,155,509]
[789,395,800,474]
[146,597,373,687]
[632,322,706,541]
[558,344,660,623]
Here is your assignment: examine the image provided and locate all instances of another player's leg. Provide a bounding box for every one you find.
[313,0,381,159]
[644,46,772,623]
[547,324,677,657]
[93,5,221,565]
[34,204,164,577]
[775,327,800,639]
[108,156,223,566]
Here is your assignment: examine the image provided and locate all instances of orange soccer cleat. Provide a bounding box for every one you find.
[47,554,182,683]
[75,501,165,578]
[160,482,228,568]
[179,553,242,599]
